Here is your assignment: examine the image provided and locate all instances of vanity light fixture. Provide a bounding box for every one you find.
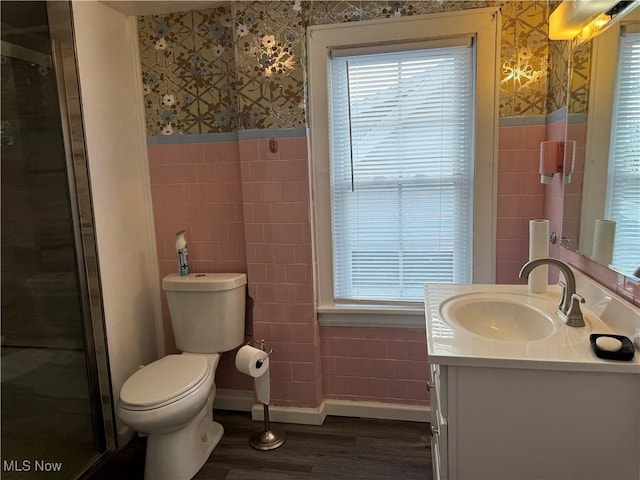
[573,1,640,44]
[549,0,620,39]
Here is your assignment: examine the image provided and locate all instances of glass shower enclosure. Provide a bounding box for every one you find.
[1,2,112,478]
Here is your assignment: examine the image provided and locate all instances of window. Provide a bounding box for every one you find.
[330,43,474,302]
[605,28,640,277]
[308,9,499,313]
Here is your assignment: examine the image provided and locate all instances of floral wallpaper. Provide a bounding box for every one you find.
[568,40,591,115]
[138,0,559,136]
[233,1,306,130]
[139,5,238,135]
[498,0,551,115]
[547,38,570,113]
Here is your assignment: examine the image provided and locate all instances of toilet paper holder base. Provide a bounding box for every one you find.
[245,339,286,451]
[250,403,287,451]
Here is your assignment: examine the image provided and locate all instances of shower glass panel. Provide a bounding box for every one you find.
[1,2,105,478]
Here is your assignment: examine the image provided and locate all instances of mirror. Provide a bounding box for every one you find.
[561,39,591,254]
[561,4,640,279]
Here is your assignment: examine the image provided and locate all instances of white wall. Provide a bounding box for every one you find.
[71,0,163,440]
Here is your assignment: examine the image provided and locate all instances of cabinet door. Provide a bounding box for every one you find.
[431,421,443,480]
[429,365,449,479]
[428,364,439,424]
[432,410,449,480]
[429,364,448,418]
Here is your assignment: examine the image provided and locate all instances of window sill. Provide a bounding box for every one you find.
[317,304,425,329]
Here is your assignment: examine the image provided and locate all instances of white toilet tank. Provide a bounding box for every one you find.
[162,273,247,353]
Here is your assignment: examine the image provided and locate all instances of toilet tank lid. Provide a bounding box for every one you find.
[163,272,247,292]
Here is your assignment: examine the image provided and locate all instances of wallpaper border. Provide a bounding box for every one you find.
[146,115,574,143]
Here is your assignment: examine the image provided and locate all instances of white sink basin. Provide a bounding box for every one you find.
[440,293,557,342]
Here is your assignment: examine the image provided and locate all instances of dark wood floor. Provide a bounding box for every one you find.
[87,410,432,480]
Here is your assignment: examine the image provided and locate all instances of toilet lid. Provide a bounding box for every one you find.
[120,355,208,408]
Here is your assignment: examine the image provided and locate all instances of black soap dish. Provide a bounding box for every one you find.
[589,334,635,361]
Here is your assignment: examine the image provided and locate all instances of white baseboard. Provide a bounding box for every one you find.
[214,388,255,412]
[214,389,430,424]
[215,389,327,425]
[251,401,327,426]
[325,399,430,423]
[117,425,135,448]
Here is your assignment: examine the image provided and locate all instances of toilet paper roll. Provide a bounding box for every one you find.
[592,219,616,266]
[235,345,270,405]
[235,345,269,377]
[254,371,270,405]
[529,219,549,294]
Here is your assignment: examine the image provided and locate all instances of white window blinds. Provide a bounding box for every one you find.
[329,42,475,303]
[606,31,640,277]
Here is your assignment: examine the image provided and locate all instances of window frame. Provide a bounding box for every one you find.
[307,8,500,316]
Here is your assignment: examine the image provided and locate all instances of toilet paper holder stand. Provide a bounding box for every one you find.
[245,339,286,451]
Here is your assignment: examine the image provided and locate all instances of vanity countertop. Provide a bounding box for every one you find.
[425,282,640,374]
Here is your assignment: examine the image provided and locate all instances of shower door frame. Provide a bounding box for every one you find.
[45,0,117,453]
[0,0,116,466]
[1,0,130,468]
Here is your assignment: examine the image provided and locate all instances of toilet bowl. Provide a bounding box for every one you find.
[116,272,247,480]
[117,353,222,480]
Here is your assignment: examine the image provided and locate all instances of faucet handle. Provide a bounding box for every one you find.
[566,293,586,327]
[571,293,585,304]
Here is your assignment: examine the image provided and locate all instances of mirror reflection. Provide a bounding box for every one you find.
[562,9,640,278]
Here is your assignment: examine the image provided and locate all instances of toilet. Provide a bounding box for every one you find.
[117,272,247,480]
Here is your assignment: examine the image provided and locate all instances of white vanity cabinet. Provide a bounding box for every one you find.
[425,277,640,480]
[428,362,640,480]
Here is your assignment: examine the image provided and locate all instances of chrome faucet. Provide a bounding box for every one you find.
[519,258,585,327]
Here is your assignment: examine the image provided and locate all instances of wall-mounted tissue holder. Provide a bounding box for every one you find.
[539,141,562,184]
[539,140,575,184]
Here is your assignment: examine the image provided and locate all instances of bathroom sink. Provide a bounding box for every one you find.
[439,293,556,342]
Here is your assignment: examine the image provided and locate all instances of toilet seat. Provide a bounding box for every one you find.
[119,355,210,410]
